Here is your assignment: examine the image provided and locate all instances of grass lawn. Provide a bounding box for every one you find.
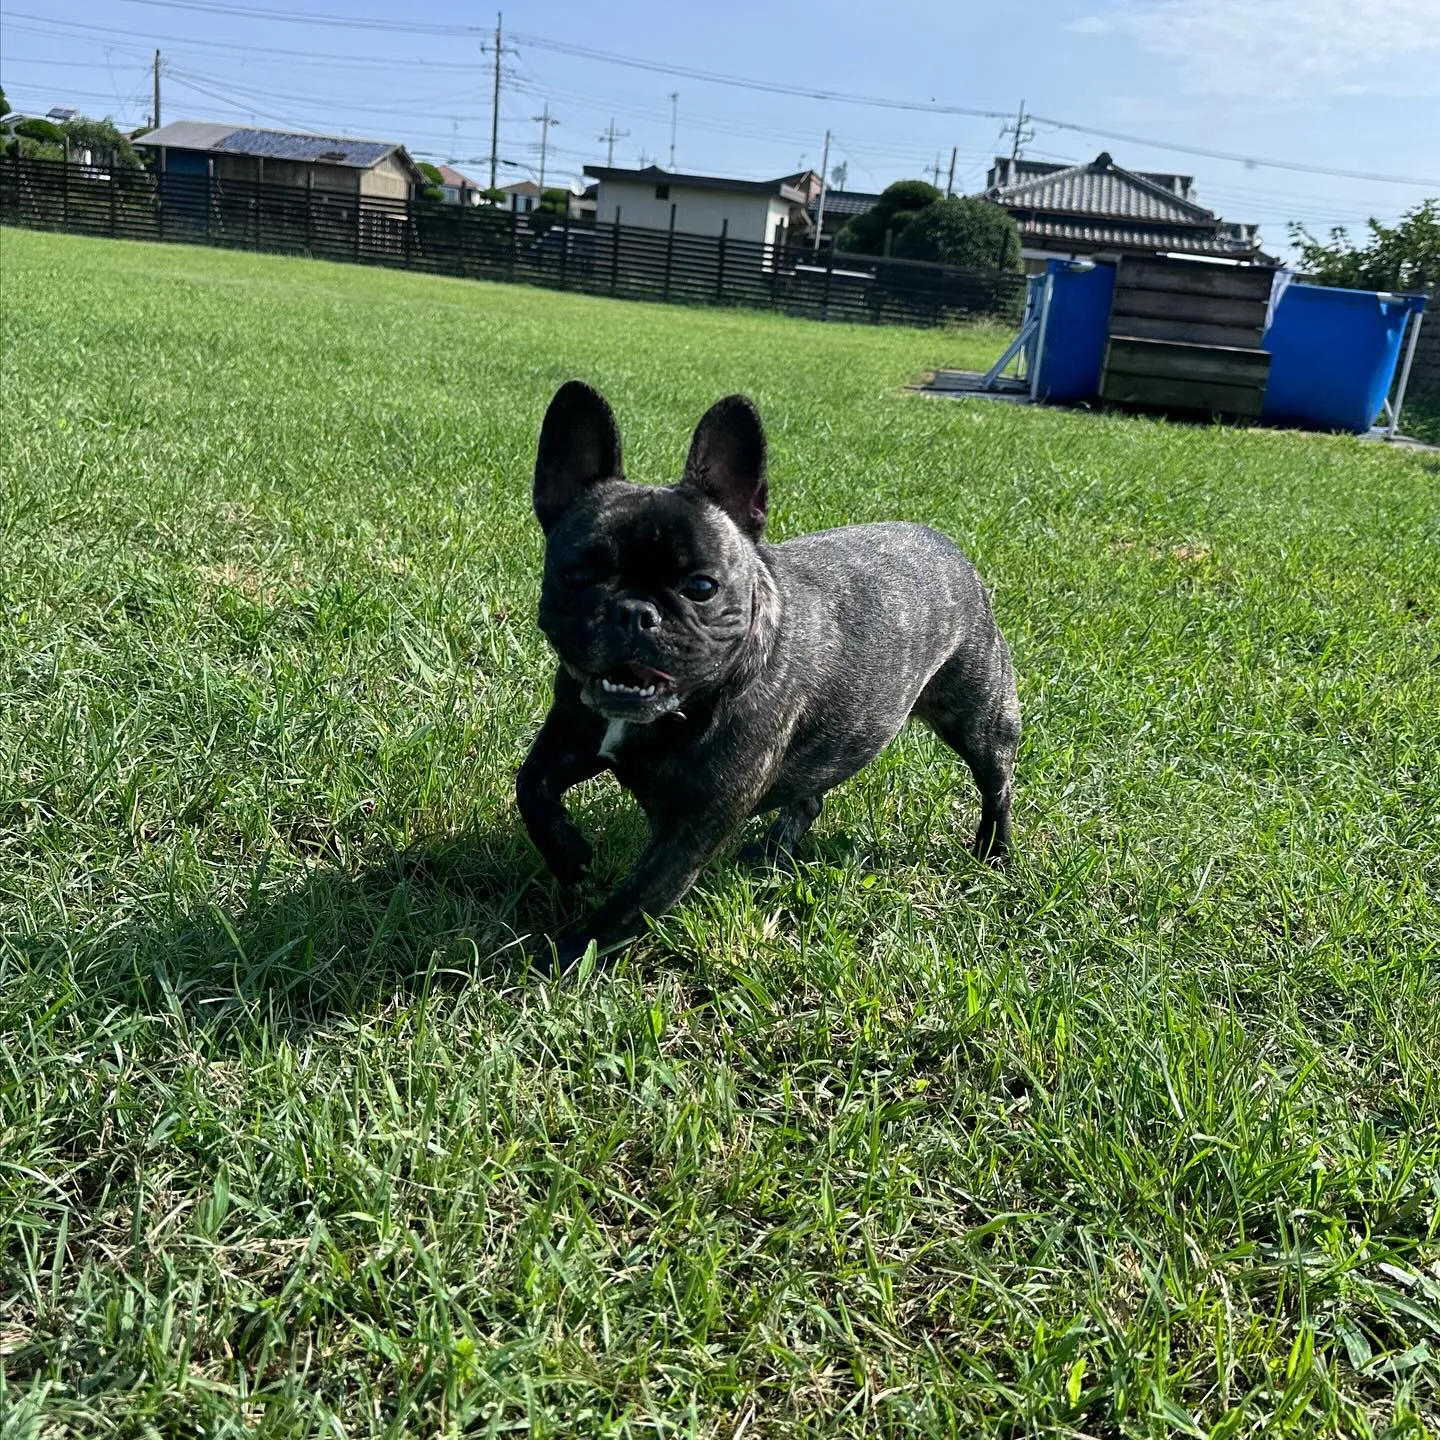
[3,227,1439,1438]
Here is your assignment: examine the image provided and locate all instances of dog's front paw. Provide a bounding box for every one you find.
[540,826,593,887]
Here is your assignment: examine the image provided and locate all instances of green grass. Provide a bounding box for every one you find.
[2,228,1439,1438]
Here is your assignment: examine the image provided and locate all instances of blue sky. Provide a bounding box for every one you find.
[4,0,1438,256]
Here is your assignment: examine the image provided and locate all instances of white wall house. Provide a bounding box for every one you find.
[584,165,812,248]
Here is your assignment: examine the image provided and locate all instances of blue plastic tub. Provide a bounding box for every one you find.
[1030,259,1116,404]
[1262,283,1427,434]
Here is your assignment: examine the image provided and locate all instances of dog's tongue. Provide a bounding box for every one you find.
[621,662,674,687]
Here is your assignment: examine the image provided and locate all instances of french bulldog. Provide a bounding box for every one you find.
[516,381,1020,971]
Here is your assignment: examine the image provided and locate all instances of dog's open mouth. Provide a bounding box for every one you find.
[596,661,676,700]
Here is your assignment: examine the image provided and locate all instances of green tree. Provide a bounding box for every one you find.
[1289,201,1439,292]
[416,161,446,204]
[834,179,941,255]
[0,85,10,118]
[63,116,142,170]
[891,196,1023,271]
[539,187,570,218]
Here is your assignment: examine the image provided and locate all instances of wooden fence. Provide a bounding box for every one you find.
[0,156,1025,328]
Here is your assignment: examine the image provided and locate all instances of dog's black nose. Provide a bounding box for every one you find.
[617,598,662,634]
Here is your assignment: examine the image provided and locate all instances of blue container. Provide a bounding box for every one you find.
[1262,283,1427,434]
[1031,259,1116,404]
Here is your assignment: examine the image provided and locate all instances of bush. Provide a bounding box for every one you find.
[891,197,1023,271]
[1289,200,1439,292]
[834,178,942,256]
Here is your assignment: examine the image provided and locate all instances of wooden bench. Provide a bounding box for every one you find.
[1100,255,1275,418]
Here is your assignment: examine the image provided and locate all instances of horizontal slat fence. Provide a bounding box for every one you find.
[1,157,1025,328]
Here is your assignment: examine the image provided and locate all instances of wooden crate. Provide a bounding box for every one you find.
[1101,254,1275,416]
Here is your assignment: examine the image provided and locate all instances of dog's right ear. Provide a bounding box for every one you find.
[533,381,623,534]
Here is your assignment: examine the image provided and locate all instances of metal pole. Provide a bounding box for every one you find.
[812,129,829,253]
[1030,271,1054,401]
[715,216,727,303]
[668,92,678,169]
[610,205,620,295]
[946,145,957,198]
[1388,306,1425,439]
[488,14,502,192]
[662,200,676,301]
[153,50,161,130]
[533,103,557,192]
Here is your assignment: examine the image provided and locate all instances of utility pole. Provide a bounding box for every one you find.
[599,118,629,168]
[152,49,162,130]
[812,128,830,252]
[667,91,679,169]
[926,152,944,187]
[533,103,558,190]
[1004,98,1035,167]
[945,144,957,198]
[485,13,505,191]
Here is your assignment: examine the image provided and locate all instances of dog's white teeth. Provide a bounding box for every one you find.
[600,676,655,698]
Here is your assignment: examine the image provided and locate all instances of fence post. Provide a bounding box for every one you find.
[306,172,314,255]
[662,201,676,302]
[110,166,118,237]
[715,217,727,304]
[822,246,834,322]
[204,172,212,244]
[559,207,571,290]
[253,175,261,248]
[610,207,621,296]
[157,167,165,243]
[403,204,412,268]
[62,157,70,231]
[507,208,518,282]
[354,199,362,263]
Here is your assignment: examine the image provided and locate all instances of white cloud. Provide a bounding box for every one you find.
[1101,0,1440,99]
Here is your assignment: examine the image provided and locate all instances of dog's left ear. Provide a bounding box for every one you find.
[534,381,623,534]
[680,395,767,542]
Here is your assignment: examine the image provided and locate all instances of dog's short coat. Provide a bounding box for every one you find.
[516,382,1020,968]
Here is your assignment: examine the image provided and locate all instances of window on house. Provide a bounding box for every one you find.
[655,184,669,200]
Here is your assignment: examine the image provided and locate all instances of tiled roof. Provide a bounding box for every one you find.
[1021,218,1264,258]
[987,152,1215,225]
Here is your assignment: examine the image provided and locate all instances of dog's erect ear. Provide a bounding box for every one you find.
[534,381,623,533]
[679,395,767,542]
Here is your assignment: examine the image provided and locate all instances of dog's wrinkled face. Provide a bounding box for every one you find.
[533,382,770,723]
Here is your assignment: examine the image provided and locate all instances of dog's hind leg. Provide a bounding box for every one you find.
[740,794,824,870]
[912,643,1020,860]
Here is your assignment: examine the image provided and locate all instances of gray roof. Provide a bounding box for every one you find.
[132,121,237,152]
[585,164,808,205]
[984,151,1266,259]
[134,120,404,169]
[986,153,1214,225]
[811,189,883,221]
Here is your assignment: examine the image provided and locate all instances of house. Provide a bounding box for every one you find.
[583,164,814,247]
[500,179,542,214]
[132,120,422,202]
[808,188,883,249]
[435,163,483,206]
[983,152,1269,269]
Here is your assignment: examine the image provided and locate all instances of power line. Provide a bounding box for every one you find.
[25,0,1440,188]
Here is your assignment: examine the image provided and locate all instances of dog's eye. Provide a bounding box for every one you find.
[680,576,717,601]
[561,565,594,588]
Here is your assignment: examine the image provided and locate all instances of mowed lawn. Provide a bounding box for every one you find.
[2,227,1439,1438]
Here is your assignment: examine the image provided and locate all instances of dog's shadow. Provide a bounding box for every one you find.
[25,813,635,1041]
